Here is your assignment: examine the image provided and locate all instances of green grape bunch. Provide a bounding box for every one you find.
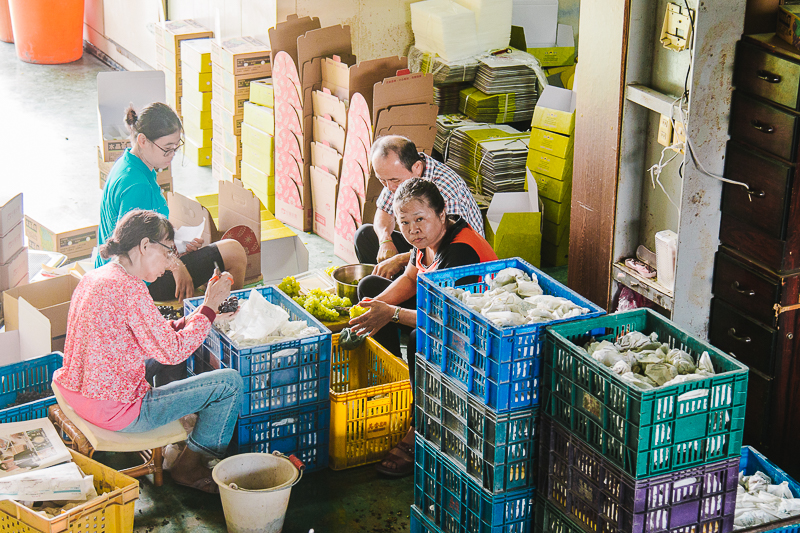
[278,276,301,297]
[292,288,352,322]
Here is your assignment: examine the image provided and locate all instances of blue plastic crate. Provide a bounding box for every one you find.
[232,401,330,472]
[737,446,800,533]
[414,432,536,533]
[185,286,332,416]
[410,505,442,533]
[417,258,604,413]
[0,352,62,423]
[415,357,538,494]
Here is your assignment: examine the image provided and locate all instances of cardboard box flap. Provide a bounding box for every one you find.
[268,14,321,69]
[0,192,23,238]
[374,103,438,131]
[166,192,215,245]
[311,141,343,177]
[218,180,261,235]
[3,273,80,340]
[310,165,339,243]
[321,56,408,114]
[312,89,348,128]
[97,71,167,140]
[297,25,353,86]
[531,85,577,135]
[0,298,52,365]
[372,72,434,126]
[486,185,540,228]
[375,124,437,155]
[312,116,346,154]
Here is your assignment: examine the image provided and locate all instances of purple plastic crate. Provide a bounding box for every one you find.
[539,414,738,533]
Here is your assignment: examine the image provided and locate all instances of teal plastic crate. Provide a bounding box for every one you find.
[543,308,748,479]
[737,446,800,533]
[0,353,62,423]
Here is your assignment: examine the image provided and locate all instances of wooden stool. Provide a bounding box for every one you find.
[48,387,187,487]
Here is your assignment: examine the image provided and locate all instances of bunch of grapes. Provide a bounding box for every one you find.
[349,305,368,319]
[324,265,337,277]
[293,288,352,321]
[157,305,184,321]
[278,276,301,297]
[218,296,239,314]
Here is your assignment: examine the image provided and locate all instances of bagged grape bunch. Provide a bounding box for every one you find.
[215,289,321,347]
[583,330,717,390]
[443,267,590,327]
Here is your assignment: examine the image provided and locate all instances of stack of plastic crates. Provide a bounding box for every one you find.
[185,286,332,471]
[538,308,749,533]
[411,258,605,532]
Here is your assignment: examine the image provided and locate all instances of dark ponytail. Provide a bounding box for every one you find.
[393,177,446,216]
[125,102,182,142]
[99,209,175,260]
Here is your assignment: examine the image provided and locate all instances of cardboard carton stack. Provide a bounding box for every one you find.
[210,36,272,183]
[526,85,575,267]
[154,20,214,118]
[0,194,28,314]
[24,210,98,263]
[241,80,275,213]
[180,38,214,167]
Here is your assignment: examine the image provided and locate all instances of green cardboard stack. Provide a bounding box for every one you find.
[459,50,539,123]
[525,85,576,267]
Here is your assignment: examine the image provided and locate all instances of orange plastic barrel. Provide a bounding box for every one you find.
[0,0,12,43]
[8,0,84,64]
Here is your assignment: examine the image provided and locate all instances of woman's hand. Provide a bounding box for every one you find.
[172,262,195,302]
[376,241,397,263]
[184,238,205,254]
[348,298,394,337]
[203,270,233,313]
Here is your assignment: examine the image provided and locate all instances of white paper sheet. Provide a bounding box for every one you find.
[173,220,206,253]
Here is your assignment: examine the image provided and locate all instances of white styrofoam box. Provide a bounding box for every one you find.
[453,0,513,51]
[411,0,480,61]
[512,0,558,46]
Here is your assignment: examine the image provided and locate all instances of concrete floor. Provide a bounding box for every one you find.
[0,42,408,533]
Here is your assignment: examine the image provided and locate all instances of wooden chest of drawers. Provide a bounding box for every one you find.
[713,33,800,479]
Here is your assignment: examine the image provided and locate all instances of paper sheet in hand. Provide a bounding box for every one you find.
[173,220,206,254]
[0,462,93,501]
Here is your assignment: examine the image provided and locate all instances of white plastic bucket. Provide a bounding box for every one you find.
[212,452,304,533]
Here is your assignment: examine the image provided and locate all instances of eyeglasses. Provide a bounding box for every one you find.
[150,240,178,259]
[149,138,184,157]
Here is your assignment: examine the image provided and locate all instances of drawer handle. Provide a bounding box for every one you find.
[756,70,782,84]
[731,281,756,296]
[751,120,775,134]
[745,189,765,199]
[728,328,752,344]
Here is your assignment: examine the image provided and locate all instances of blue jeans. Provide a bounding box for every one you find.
[119,369,243,458]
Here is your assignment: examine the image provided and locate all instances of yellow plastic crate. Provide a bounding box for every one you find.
[0,449,138,533]
[329,335,412,470]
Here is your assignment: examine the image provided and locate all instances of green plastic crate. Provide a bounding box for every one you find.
[533,498,585,533]
[543,308,748,479]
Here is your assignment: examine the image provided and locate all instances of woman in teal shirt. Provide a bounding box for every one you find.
[97,102,246,303]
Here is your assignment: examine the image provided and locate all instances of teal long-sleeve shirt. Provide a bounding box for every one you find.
[96,148,169,268]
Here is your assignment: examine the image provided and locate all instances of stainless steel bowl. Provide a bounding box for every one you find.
[331,264,374,303]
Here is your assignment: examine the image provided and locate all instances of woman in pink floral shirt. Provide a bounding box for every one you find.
[53,210,243,493]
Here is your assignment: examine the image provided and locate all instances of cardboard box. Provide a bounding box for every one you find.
[213,141,242,175]
[154,19,213,55]
[182,63,212,93]
[541,194,571,225]
[181,38,213,74]
[212,121,242,155]
[3,273,81,353]
[529,127,574,159]
[526,149,573,181]
[0,247,28,292]
[511,0,558,48]
[166,91,181,116]
[531,85,577,136]
[312,115,346,154]
[211,62,266,97]
[311,141,342,178]
[0,193,23,238]
[183,115,212,147]
[183,136,212,166]
[211,36,271,78]
[24,216,97,261]
[156,44,179,73]
[544,64,576,91]
[212,159,240,183]
[167,192,216,245]
[249,79,274,108]
[242,142,273,175]
[543,216,569,245]
[211,100,243,136]
[531,171,572,203]
[484,182,541,268]
[98,71,166,162]
[312,89,347,128]
[321,55,408,116]
[0,296,51,364]
[310,166,338,243]
[181,85,212,111]
[97,147,172,195]
[164,65,182,98]
[0,221,23,264]
[217,180,262,281]
[542,233,568,267]
[181,97,211,129]
[241,160,275,204]
[778,6,800,51]
[521,24,576,68]
[211,82,247,116]
[241,121,274,155]
[242,102,274,136]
